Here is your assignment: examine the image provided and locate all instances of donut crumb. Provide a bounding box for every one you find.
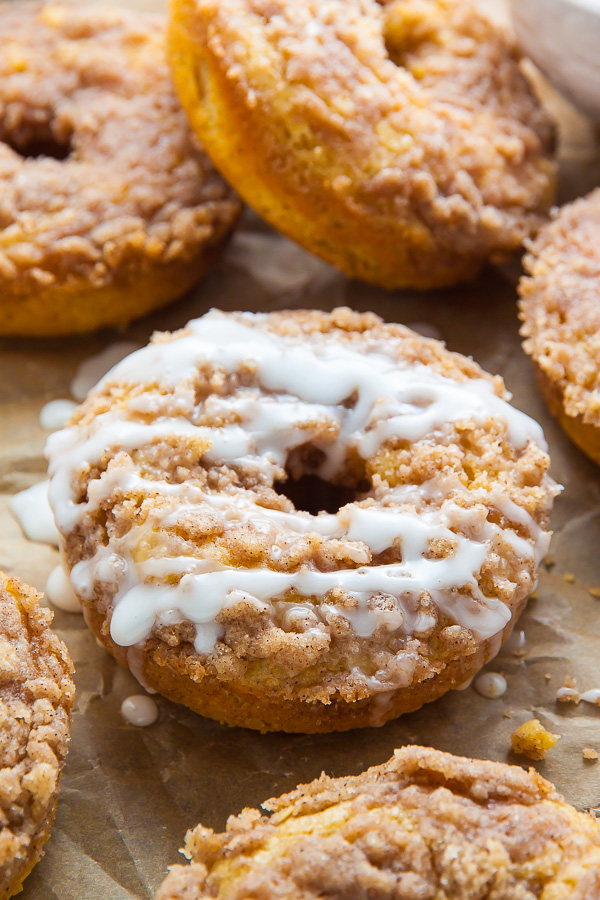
[511,719,560,759]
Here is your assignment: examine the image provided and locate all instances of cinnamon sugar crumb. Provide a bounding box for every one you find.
[511,719,560,759]
[583,748,598,761]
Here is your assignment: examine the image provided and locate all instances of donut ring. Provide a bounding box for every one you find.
[519,189,600,466]
[0,573,74,898]
[156,746,600,900]
[0,1,241,337]
[168,0,556,290]
[46,308,556,733]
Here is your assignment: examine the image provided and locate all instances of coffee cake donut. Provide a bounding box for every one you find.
[0,0,240,337]
[519,189,600,465]
[46,308,556,732]
[169,0,555,290]
[0,573,74,898]
[156,746,600,900]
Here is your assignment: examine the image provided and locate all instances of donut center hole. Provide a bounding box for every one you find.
[275,474,358,516]
[4,131,72,161]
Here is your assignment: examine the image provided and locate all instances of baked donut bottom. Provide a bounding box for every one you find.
[84,554,526,734]
[0,574,74,898]
[156,745,600,899]
[1,239,230,339]
[532,362,600,467]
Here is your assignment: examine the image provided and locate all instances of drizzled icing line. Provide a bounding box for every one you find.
[45,310,551,661]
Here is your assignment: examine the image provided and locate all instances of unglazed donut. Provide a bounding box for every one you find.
[46,308,556,733]
[156,746,600,900]
[168,0,555,290]
[0,0,240,337]
[519,189,600,466]
[0,573,74,899]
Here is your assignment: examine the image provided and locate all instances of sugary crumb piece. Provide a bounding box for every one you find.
[511,719,560,760]
[588,587,600,599]
[583,748,598,761]
[544,673,552,681]
[503,710,512,718]
[544,556,555,569]
[563,572,576,583]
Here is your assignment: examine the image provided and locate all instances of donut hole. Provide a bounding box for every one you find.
[275,473,358,516]
[2,126,72,161]
[276,444,369,515]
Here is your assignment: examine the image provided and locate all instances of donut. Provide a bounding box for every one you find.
[46,308,556,733]
[168,0,556,290]
[519,189,600,466]
[0,572,74,898]
[156,746,600,900]
[0,0,241,338]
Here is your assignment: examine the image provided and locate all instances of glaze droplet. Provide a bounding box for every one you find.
[474,672,507,699]
[39,399,78,430]
[9,481,59,546]
[121,695,158,727]
[45,566,81,613]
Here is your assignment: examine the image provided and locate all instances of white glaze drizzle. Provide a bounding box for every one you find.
[45,565,81,613]
[45,310,551,660]
[126,647,157,695]
[39,399,78,431]
[9,480,60,546]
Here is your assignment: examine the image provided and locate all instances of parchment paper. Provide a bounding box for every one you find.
[1,2,600,896]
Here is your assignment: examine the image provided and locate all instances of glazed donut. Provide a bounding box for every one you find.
[0,1,241,337]
[168,0,555,290]
[46,308,556,733]
[520,189,600,466]
[0,573,74,899]
[156,746,600,900]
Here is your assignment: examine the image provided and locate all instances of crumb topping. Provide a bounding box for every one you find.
[519,189,600,426]
[0,573,74,896]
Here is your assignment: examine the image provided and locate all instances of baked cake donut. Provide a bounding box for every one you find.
[0,0,240,337]
[519,189,600,466]
[0,573,74,898]
[156,746,600,900]
[46,308,556,733]
[168,0,556,290]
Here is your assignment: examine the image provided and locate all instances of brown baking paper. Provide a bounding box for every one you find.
[1,1,600,896]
